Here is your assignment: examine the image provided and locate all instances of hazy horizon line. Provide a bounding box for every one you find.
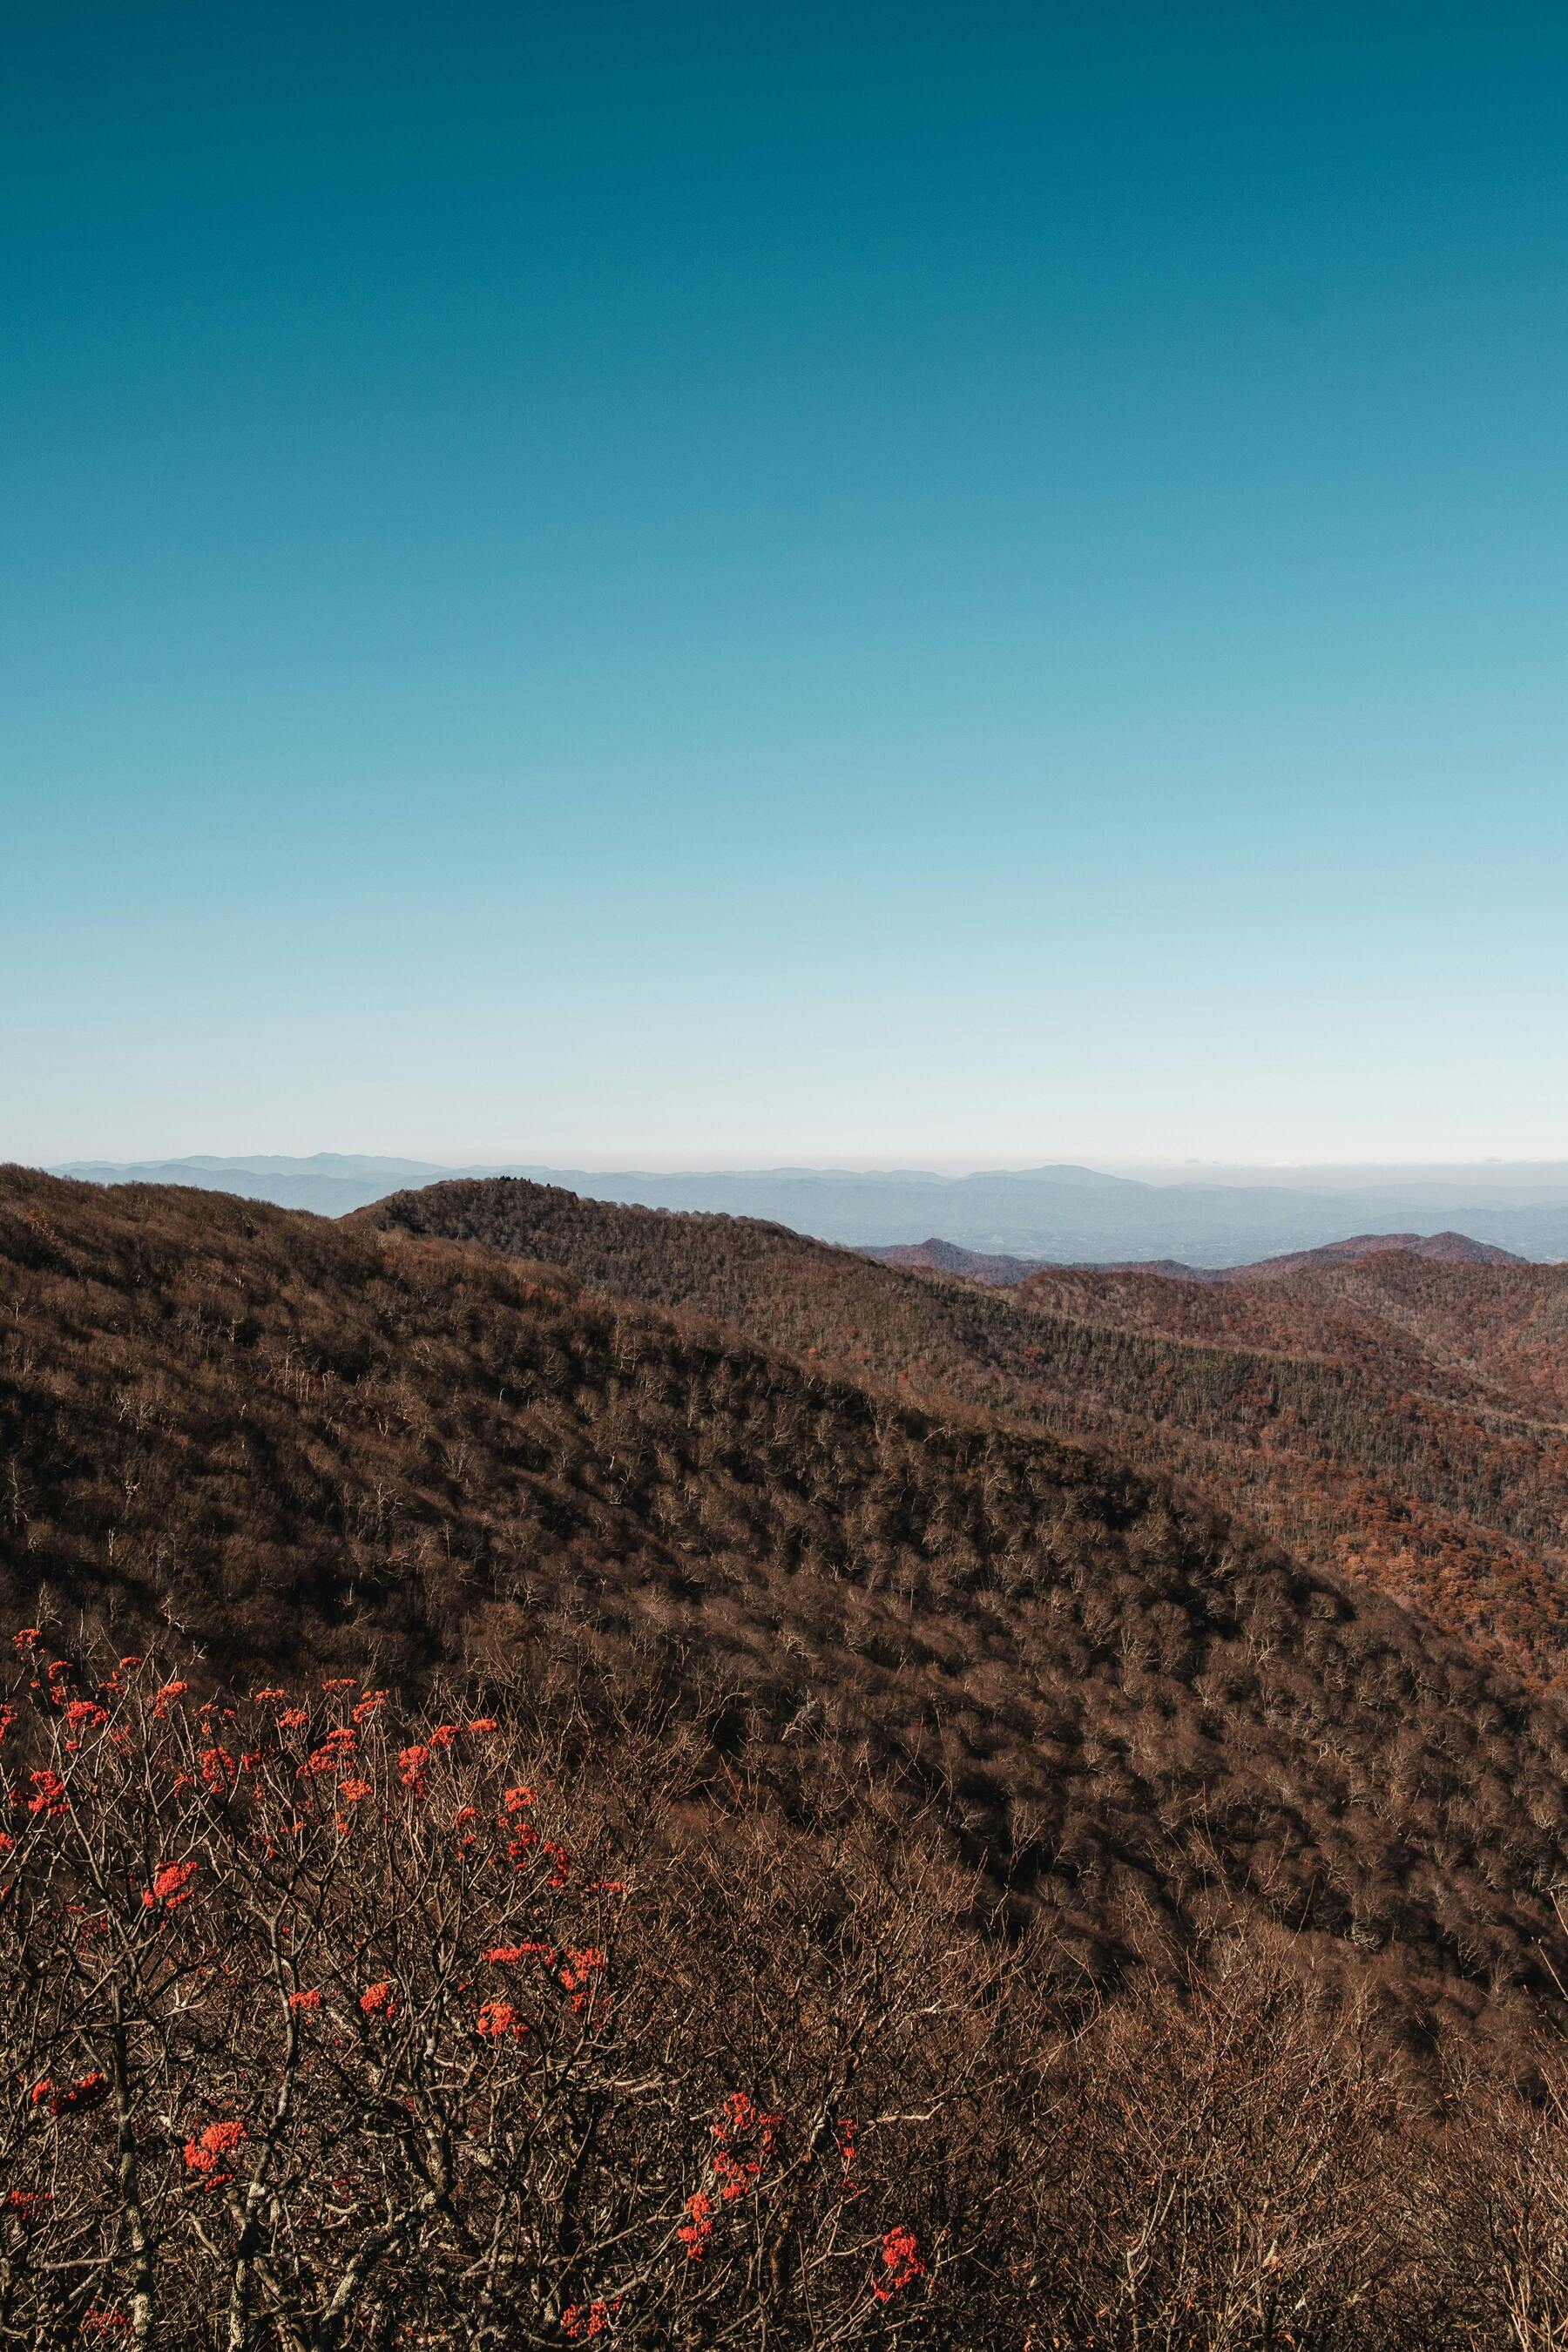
[40,1149,1568,1183]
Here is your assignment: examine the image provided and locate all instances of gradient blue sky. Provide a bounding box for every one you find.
[5,2,1566,1167]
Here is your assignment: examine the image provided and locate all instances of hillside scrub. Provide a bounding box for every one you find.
[3,1645,1568,2349]
[364,1179,1568,1688]
[5,1167,1568,2045]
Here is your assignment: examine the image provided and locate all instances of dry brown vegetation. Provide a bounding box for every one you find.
[7,1647,1568,2349]
[363,1178,1568,1688]
[1011,1252,1568,1684]
[4,1166,1568,2051]
[10,1168,1568,2340]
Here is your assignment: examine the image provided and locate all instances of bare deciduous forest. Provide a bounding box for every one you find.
[365,1178,1568,1689]
[7,1166,1568,2344]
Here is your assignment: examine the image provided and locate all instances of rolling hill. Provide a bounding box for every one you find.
[1113,1231,1529,1281]
[862,1228,1526,1284]
[6,1162,1568,2043]
[864,1238,1051,1283]
[364,1179,1568,1692]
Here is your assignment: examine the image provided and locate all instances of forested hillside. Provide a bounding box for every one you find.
[366,1179,1568,1689]
[6,1165,1568,2046]
[1010,1252,1568,1683]
[863,1239,1050,1283]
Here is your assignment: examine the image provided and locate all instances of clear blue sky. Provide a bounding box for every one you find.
[5,2,1566,1167]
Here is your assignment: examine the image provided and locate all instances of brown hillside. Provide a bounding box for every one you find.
[864,1238,1050,1283]
[1126,1232,1531,1281]
[869,1231,1524,1286]
[1232,1230,1529,1274]
[365,1178,1568,1691]
[1012,1252,1568,1680]
[13,1166,1568,2036]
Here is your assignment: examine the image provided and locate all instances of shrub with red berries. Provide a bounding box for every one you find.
[4,1633,1566,2349]
[0,1640,978,2347]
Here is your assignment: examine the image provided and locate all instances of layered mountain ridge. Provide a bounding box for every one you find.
[6,1162,1568,2044]
[365,1178,1568,1692]
[863,1229,1525,1284]
[51,1154,1568,1260]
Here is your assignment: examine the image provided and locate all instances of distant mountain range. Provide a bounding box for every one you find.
[48,1153,1568,1264]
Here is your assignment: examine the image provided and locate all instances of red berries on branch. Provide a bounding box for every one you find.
[873,2227,927,2301]
[143,1859,199,1912]
[184,2119,247,2190]
[0,1632,959,2344]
